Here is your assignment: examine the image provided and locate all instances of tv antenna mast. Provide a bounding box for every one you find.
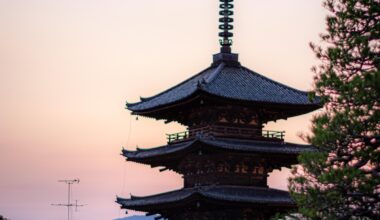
[52,179,86,220]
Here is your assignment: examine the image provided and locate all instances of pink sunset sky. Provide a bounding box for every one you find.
[0,0,326,219]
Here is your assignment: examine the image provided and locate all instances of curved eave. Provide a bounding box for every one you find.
[122,137,316,166]
[127,91,201,116]
[122,140,196,162]
[128,90,321,118]
[126,63,321,117]
[126,65,216,110]
[116,186,296,212]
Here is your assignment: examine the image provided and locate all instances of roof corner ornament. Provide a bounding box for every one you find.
[219,0,234,54]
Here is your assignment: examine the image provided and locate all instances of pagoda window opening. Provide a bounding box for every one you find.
[241,161,249,173]
[234,162,242,173]
[252,165,265,175]
[216,162,225,173]
[253,166,259,174]
[224,163,231,172]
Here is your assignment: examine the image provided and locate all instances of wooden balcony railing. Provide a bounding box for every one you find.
[166,125,285,143]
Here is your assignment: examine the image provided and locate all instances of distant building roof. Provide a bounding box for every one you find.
[127,61,320,115]
[116,185,295,212]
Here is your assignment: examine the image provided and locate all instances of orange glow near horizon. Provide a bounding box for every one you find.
[0,0,326,219]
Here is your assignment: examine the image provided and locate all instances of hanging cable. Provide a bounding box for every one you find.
[118,113,133,218]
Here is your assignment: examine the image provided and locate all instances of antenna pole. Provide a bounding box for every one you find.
[52,179,86,220]
[67,181,71,220]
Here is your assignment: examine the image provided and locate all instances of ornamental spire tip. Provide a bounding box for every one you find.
[219,0,234,53]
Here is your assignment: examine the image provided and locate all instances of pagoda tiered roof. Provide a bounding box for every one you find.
[122,136,316,169]
[118,0,322,218]
[127,60,320,119]
[116,185,296,212]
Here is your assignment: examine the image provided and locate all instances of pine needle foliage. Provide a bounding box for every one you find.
[287,0,380,219]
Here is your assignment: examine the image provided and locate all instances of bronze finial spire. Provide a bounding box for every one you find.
[219,0,234,53]
[213,0,238,65]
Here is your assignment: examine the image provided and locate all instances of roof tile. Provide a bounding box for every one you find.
[127,63,319,112]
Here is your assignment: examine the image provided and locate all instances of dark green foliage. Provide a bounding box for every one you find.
[288,0,380,219]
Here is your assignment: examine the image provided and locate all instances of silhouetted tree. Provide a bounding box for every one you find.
[288,0,380,219]
[0,215,9,220]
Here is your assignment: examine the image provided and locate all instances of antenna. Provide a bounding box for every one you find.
[52,179,86,220]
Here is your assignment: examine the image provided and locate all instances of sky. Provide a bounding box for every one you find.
[0,0,326,219]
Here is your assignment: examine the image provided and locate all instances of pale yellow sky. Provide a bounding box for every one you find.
[0,0,325,219]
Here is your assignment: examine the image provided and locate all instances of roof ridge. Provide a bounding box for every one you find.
[240,66,311,96]
[203,62,225,84]
[126,66,216,107]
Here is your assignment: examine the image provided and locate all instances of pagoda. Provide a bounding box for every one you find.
[117,1,320,219]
